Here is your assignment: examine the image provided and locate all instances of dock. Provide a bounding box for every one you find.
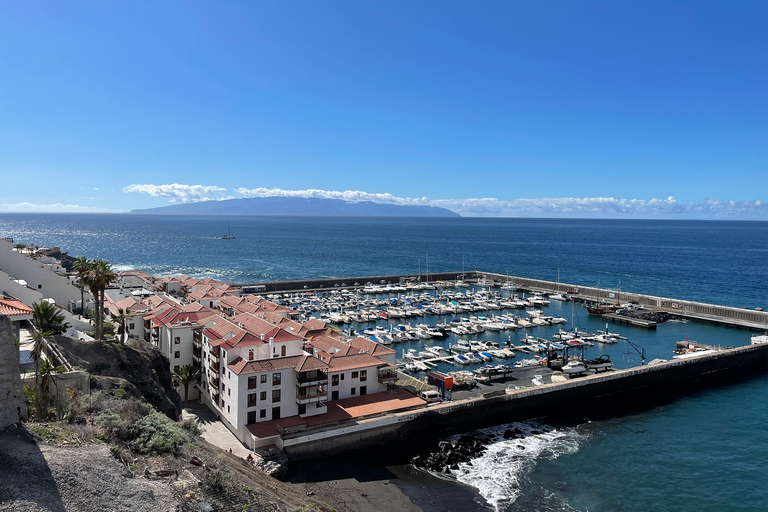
[602,313,657,329]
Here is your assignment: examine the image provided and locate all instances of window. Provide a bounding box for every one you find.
[272,373,281,386]
[272,389,281,403]
[281,345,286,357]
[360,370,367,382]
[227,405,230,413]
[332,375,339,386]
[228,371,231,379]
[360,385,367,396]
[222,384,225,392]
[332,390,339,400]
[174,351,180,359]
[174,365,180,372]
[298,404,306,415]
[248,376,257,389]
[351,387,356,396]
[260,391,266,401]
[340,373,345,381]
[248,349,254,361]
[129,323,135,330]
[227,388,230,396]
[272,407,281,420]
[248,393,258,407]
[174,337,181,344]
[352,371,359,379]
[261,375,267,384]
[260,409,266,419]
[247,411,256,424]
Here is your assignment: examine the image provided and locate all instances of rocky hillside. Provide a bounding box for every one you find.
[51,336,182,419]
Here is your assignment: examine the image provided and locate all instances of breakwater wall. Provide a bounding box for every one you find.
[241,271,477,293]
[483,272,768,331]
[282,343,768,459]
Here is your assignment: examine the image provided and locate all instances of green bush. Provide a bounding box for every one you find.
[179,418,201,436]
[95,408,189,455]
[204,467,226,491]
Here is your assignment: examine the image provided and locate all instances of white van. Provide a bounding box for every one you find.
[419,390,442,403]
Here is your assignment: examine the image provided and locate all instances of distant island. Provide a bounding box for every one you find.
[129,197,460,217]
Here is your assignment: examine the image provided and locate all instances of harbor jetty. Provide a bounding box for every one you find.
[280,342,768,458]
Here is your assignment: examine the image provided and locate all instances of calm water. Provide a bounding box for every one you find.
[1,213,767,511]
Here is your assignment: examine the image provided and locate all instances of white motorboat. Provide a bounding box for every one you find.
[453,354,471,365]
[562,360,587,375]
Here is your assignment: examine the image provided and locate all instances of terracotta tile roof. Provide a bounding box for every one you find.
[0,298,33,317]
[228,354,307,375]
[327,354,387,372]
[349,337,396,356]
[294,355,329,372]
[246,388,425,439]
[303,318,329,330]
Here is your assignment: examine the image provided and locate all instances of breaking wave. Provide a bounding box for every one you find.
[452,420,589,511]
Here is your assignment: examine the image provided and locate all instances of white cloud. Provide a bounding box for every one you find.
[123,183,768,219]
[235,187,431,206]
[0,202,113,213]
[123,183,227,203]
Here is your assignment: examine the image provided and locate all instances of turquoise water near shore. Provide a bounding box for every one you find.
[1,214,766,511]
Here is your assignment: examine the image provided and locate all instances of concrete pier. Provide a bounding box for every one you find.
[482,272,768,332]
[282,342,768,459]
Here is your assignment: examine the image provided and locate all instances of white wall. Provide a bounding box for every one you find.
[0,239,88,309]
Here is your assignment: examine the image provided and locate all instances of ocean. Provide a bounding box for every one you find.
[1,213,767,511]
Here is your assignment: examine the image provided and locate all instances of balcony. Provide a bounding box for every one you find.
[296,371,328,387]
[208,372,220,387]
[296,387,328,405]
[378,368,398,383]
[192,347,202,360]
[193,330,202,345]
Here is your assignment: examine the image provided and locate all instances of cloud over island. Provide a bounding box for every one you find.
[118,184,768,220]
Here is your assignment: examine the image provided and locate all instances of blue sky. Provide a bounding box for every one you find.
[1,1,766,218]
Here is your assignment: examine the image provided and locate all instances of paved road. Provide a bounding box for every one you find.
[181,402,253,459]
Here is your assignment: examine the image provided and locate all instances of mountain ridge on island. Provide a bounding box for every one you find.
[129,196,460,217]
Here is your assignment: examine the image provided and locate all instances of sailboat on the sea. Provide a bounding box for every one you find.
[221,223,236,239]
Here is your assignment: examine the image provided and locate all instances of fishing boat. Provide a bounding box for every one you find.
[221,223,236,239]
[586,282,620,315]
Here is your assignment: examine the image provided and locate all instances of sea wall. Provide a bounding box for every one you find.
[282,343,768,459]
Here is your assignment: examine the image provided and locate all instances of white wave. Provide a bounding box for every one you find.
[452,421,588,512]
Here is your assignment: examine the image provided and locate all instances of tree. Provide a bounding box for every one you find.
[84,259,116,340]
[32,301,70,335]
[29,328,53,391]
[115,307,129,344]
[72,256,91,316]
[39,359,65,396]
[172,364,201,410]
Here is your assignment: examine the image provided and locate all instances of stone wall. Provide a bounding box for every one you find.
[0,315,27,427]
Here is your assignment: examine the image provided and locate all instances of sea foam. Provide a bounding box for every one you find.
[452,421,588,511]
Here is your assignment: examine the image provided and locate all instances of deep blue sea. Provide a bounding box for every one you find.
[1,214,767,511]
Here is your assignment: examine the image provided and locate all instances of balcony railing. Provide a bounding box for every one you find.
[296,371,328,387]
[192,347,202,360]
[296,389,328,404]
[378,368,398,383]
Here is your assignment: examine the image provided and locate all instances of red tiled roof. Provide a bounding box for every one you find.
[0,298,33,317]
[349,337,396,356]
[327,354,388,372]
[228,354,307,375]
[245,388,425,439]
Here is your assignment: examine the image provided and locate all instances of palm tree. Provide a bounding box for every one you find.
[32,301,70,335]
[72,256,91,317]
[29,328,53,391]
[172,364,201,409]
[39,359,65,396]
[84,259,116,340]
[115,307,129,344]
